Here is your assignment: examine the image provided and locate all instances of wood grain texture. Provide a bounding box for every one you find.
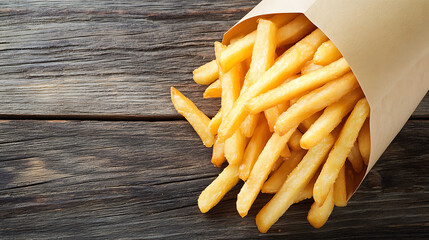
[0,0,428,118]
[0,120,428,239]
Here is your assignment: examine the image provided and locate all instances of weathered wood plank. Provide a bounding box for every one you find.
[0,0,257,117]
[0,119,428,239]
[1,1,428,118]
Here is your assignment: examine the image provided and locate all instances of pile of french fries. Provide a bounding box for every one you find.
[171,13,371,233]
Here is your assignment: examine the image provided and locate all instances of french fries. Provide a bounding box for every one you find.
[275,72,359,135]
[239,18,278,138]
[237,129,296,217]
[247,57,351,114]
[209,109,222,135]
[313,40,343,65]
[300,88,364,149]
[203,79,221,98]
[358,119,371,165]
[314,98,370,206]
[218,28,328,142]
[348,141,364,173]
[301,61,323,74]
[239,116,271,181]
[198,164,239,213]
[256,135,335,233]
[193,60,218,85]
[171,87,214,147]
[288,129,303,151]
[307,186,335,228]
[262,150,306,193]
[280,143,291,158]
[224,130,248,165]
[333,165,347,207]
[219,13,302,73]
[211,136,226,167]
[265,102,289,132]
[172,13,372,234]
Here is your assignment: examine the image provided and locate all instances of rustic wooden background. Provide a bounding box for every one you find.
[1,0,428,239]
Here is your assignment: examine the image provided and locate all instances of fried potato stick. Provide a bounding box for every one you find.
[239,116,271,181]
[313,40,342,66]
[262,150,306,193]
[247,57,350,114]
[240,18,278,138]
[307,186,335,228]
[256,135,335,233]
[237,128,296,217]
[218,29,328,142]
[358,119,371,165]
[171,87,214,147]
[275,72,359,135]
[203,79,221,98]
[313,98,370,206]
[300,88,364,149]
[198,164,240,213]
[333,165,347,207]
[211,136,226,167]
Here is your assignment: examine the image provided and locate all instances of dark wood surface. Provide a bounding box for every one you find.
[0,1,428,239]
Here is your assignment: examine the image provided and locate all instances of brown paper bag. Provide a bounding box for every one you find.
[224,0,429,195]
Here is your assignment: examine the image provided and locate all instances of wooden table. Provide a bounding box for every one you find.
[1,1,428,239]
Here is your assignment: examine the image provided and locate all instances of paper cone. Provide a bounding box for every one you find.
[223,0,429,196]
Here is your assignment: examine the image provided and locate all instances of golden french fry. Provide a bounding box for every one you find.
[242,18,277,92]
[314,98,370,206]
[198,164,240,213]
[217,31,256,74]
[347,141,363,173]
[239,116,271,181]
[294,172,317,203]
[211,136,226,168]
[300,88,364,149]
[289,90,309,105]
[219,14,301,73]
[307,186,335,228]
[193,60,218,85]
[301,61,323,74]
[358,119,371,165]
[209,109,222,135]
[216,41,247,166]
[275,72,359,135]
[298,111,323,133]
[237,128,296,217]
[215,42,242,119]
[313,40,343,66]
[265,102,288,132]
[218,29,328,142]
[240,114,260,138]
[193,14,298,84]
[239,18,278,138]
[256,135,335,233]
[262,150,306,193]
[203,79,221,98]
[171,87,214,147]
[334,165,347,207]
[224,130,248,166]
[277,14,316,47]
[271,156,285,172]
[280,143,291,158]
[247,57,350,114]
[288,129,303,151]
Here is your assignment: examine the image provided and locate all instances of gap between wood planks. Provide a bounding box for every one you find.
[0,114,427,122]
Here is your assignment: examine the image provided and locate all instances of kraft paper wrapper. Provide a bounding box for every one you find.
[224,0,429,197]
